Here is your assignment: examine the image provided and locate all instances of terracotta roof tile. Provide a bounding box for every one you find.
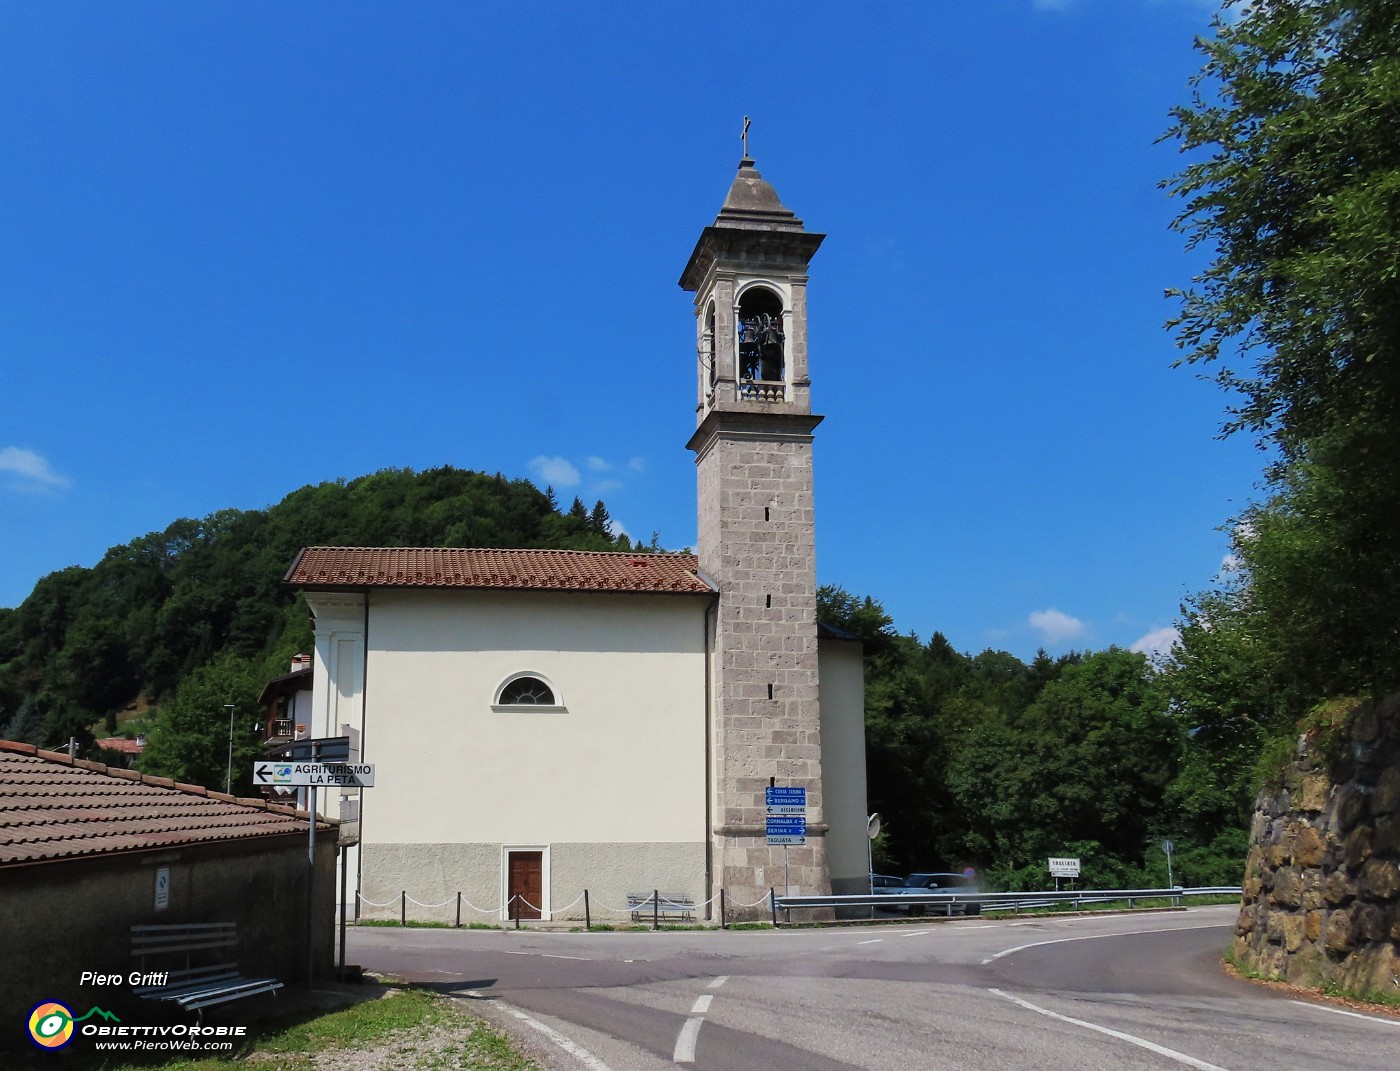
[95,737,144,754]
[285,547,715,595]
[0,741,331,867]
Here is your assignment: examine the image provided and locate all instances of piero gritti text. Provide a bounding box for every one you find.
[80,971,170,987]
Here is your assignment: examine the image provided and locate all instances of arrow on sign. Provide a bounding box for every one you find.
[254,762,294,784]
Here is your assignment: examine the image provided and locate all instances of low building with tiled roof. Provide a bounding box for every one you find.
[0,740,336,1029]
[279,153,870,927]
[94,736,145,755]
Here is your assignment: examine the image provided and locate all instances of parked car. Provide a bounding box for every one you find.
[885,872,982,916]
[869,873,904,890]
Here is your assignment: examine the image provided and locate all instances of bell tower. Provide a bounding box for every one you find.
[682,139,830,912]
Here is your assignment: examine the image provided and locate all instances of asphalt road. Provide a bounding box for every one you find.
[347,905,1400,1071]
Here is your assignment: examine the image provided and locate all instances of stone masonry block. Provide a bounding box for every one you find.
[1373,766,1400,815]
[1299,774,1329,813]
[1358,859,1400,902]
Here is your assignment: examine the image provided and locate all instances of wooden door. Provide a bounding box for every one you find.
[508,851,543,920]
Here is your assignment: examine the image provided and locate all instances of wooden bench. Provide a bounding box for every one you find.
[130,923,283,1021]
[627,892,696,924]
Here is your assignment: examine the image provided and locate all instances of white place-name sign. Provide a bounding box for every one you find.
[1047,856,1081,878]
[254,761,375,788]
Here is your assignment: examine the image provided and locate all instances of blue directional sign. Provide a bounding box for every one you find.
[766,786,806,807]
[766,816,806,832]
[766,814,807,845]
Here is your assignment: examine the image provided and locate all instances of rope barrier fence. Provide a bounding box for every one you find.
[352,883,771,928]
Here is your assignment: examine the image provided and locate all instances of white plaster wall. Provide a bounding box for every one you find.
[818,637,869,892]
[360,589,711,848]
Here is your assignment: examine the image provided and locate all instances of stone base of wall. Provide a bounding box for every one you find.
[358,841,706,925]
[1234,693,1400,995]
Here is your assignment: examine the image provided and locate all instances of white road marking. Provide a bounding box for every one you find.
[856,938,883,945]
[1288,999,1400,1027]
[674,978,723,1063]
[901,930,930,938]
[673,1016,703,1064]
[988,988,1231,1071]
[504,1004,615,1071]
[981,922,1228,964]
[541,953,588,960]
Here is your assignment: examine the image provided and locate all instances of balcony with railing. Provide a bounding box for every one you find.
[738,378,786,403]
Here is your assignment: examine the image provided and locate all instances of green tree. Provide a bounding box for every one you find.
[1164,0,1400,702]
[138,652,265,792]
[946,649,1180,873]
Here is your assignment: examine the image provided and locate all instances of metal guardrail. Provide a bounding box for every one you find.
[773,885,1242,919]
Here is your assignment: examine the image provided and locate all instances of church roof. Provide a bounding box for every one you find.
[284,547,716,595]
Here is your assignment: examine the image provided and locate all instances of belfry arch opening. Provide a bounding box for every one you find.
[736,286,785,400]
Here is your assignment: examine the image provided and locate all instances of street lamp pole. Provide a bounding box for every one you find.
[225,703,237,794]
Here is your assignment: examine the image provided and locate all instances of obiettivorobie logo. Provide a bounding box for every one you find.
[27,1001,120,1050]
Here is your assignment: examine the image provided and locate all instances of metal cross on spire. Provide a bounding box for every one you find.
[741,116,752,160]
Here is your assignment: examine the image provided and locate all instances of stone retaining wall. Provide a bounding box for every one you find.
[1234,693,1400,994]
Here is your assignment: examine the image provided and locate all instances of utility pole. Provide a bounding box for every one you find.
[224,704,236,794]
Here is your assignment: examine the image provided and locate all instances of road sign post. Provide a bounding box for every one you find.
[255,739,377,989]
[766,785,808,898]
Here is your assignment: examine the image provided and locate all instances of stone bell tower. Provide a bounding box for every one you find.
[681,141,831,911]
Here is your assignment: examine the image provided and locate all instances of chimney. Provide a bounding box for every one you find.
[291,653,312,673]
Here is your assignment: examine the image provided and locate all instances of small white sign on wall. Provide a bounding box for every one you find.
[154,866,170,911]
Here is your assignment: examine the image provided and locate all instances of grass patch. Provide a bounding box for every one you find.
[255,987,453,1054]
[1322,980,1400,1009]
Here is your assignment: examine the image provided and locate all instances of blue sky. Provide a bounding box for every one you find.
[1,0,1261,661]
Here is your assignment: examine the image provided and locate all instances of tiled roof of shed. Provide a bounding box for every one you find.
[0,740,328,867]
[284,547,715,595]
[95,737,144,754]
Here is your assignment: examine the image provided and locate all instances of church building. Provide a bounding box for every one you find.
[283,151,868,922]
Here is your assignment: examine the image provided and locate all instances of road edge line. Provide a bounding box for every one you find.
[987,988,1231,1071]
[502,1003,616,1071]
[1287,999,1400,1027]
[981,921,1229,965]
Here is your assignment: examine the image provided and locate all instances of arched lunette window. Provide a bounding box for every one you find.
[492,673,566,713]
